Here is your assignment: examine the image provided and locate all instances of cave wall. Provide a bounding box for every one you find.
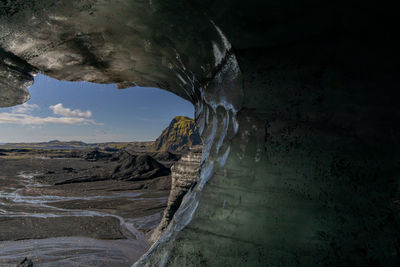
[1,1,399,266]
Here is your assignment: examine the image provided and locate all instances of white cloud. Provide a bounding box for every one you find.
[49,103,92,118]
[0,112,101,125]
[12,103,40,114]
[0,103,101,126]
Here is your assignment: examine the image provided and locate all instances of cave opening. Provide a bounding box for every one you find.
[0,73,202,266]
[0,5,242,262]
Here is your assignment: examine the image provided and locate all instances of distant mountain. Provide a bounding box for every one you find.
[0,117,200,152]
[0,140,89,150]
[153,116,201,151]
[0,140,153,152]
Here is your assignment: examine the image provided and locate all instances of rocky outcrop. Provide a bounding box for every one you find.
[84,150,112,162]
[150,151,180,162]
[153,116,201,152]
[112,152,170,181]
[33,150,176,186]
[150,145,202,243]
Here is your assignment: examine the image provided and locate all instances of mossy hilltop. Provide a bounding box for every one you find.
[153,116,201,151]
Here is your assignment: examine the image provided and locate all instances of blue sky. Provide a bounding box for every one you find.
[0,74,194,143]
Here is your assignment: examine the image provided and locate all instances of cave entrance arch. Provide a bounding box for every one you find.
[1,2,244,263]
[0,73,201,266]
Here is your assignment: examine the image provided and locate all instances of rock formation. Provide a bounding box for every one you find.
[1,1,400,266]
[153,116,201,152]
[150,151,180,163]
[150,145,202,243]
[84,150,112,161]
[112,153,170,181]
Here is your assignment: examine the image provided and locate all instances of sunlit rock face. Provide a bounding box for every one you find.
[153,116,201,152]
[1,1,400,266]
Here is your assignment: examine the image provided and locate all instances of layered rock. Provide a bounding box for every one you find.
[153,116,201,152]
[150,145,202,243]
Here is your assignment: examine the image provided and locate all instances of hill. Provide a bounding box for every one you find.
[0,140,153,152]
[0,116,200,152]
[153,116,201,151]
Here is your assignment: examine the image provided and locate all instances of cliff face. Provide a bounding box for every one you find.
[153,116,201,152]
[1,1,400,266]
[150,146,202,243]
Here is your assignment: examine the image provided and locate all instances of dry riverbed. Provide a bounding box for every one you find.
[0,149,178,266]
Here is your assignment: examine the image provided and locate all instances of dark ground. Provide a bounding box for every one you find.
[0,148,180,266]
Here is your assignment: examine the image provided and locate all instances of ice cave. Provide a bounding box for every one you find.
[1,1,399,266]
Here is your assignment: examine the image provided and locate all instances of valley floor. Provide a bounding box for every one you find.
[0,149,177,266]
